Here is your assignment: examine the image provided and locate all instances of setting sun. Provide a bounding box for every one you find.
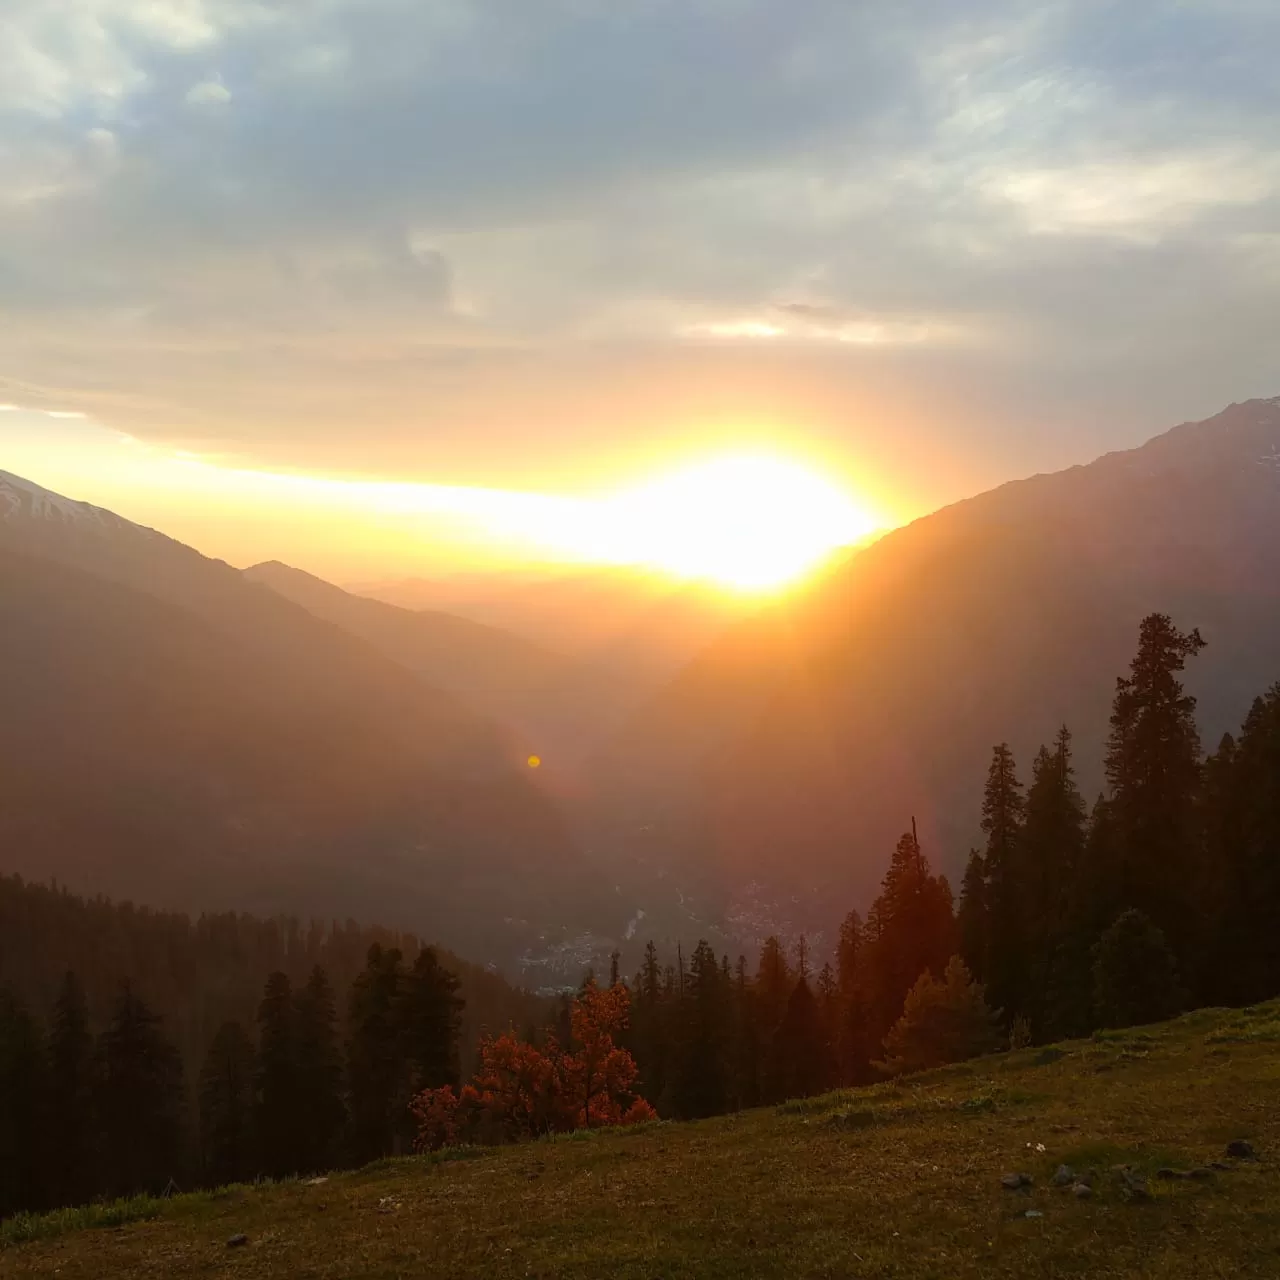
[585,455,880,590]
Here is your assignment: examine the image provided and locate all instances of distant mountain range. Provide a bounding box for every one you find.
[4,395,1279,971]
[586,397,1280,936]
[0,470,593,966]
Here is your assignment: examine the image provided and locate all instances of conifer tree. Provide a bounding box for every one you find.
[956,850,988,982]
[1020,728,1087,1031]
[293,966,345,1174]
[0,987,46,1217]
[45,971,95,1207]
[981,744,1026,1023]
[672,941,729,1118]
[774,976,827,1100]
[96,984,184,1197]
[879,957,1001,1076]
[1201,688,1280,1004]
[1104,614,1205,962]
[256,971,302,1177]
[861,826,955,1044]
[346,944,409,1162]
[199,1021,256,1186]
[401,947,465,1093]
[1092,910,1182,1029]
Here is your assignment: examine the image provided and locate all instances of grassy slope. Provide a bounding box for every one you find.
[5,1002,1280,1279]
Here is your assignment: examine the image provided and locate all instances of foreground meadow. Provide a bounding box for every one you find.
[5,1002,1280,1279]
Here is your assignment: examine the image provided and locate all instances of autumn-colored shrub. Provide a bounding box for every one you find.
[411,981,654,1151]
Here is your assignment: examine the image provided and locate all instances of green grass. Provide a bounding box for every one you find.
[4,1002,1280,1278]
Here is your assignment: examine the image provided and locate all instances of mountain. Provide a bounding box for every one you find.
[0,471,591,965]
[590,397,1280,928]
[352,565,749,688]
[243,561,636,771]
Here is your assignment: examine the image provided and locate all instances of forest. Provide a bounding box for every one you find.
[2,613,1279,1220]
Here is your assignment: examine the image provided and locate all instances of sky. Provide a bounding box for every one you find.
[2,1,1278,583]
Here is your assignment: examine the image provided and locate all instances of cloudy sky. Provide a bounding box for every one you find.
[2,0,1278,575]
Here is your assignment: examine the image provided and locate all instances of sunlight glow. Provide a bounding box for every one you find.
[0,412,883,591]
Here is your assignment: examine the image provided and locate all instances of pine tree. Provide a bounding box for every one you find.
[0,987,46,1216]
[1092,910,1182,1029]
[256,971,302,1177]
[293,966,345,1174]
[1020,728,1087,1032]
[199,1021,256,1186]
[956,850,988,982]
[401,947,465,1093]
[981,744,1026,1024]
[672,941,729,1118]
[346,944,409,1162]
[96,984,184,1197]
[1202,688,1280,1004]
[861,826,955,1045]
[879,957,1001,1076]
[45,971,95,1207]
[774,976,828,1100]
[1104,614,1205,965]
[755,936,793,1103]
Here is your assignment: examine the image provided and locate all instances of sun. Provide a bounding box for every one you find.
[591,454,881,591]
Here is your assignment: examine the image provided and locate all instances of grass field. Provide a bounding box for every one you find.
[4,1001,1280,1278]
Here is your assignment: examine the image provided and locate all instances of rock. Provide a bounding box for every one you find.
[1024,1209,1044,1219]
[304,1175,328,1187]
[1002,1173,1032,1190]
[1226,1139,1257,1160]
[226,1234,248,1248]
[1187,1166,1214,1180]
[1155,1167,1179,1180]
[1052,1164,1075,1187]
[1072,1182,1093,1199]
[1209,1161,1231,1171]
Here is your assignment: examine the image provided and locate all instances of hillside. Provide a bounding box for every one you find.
[0,472,592,965]
[590,397,1280,923]
[6,1000,1280,1277]
[243,561,636,769]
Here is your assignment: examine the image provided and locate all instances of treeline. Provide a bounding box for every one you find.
[0,943,467,1218]
[959,612,1280,1033]
[618,613,1280,1118]
[0,875,545,1079]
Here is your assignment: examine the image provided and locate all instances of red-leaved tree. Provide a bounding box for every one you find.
[411,980,655,1150]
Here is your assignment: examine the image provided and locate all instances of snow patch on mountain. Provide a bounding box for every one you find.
[0,470,145,533]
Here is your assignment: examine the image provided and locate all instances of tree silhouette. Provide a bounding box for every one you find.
[880,957,1001,1076]
[46,971,94,1206]
[0,987,45,1216]
[199,1021,256,1186]
[96,984,184,1197]
[293,966,345,1174]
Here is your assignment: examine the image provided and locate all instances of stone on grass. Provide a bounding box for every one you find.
[226,1234,248,1248]
[1001,1172,1032,1190]
[1024,1209,1043,1219]
[1187,1166,1214,1180]
[1072,1182,1093,1200]
[1052,1165,1075,1187]
[1226,1140,1256,1160]
[1155,1167,1179,1180]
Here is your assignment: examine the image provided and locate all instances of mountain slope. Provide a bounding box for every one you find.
[593,398,1280,916]
[243,560,634,768]
[0,472,589,963]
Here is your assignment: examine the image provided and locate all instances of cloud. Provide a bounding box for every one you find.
[185,78,231,106]
[0,0,1276,490]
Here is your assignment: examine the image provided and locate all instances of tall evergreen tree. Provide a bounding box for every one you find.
[401,947,465,1093]
[774,976,828,1101]
[861,827,955,1045]
[346,944,409,1162]
[1020,728,1087,1032]
[981,744,1026,1023]
[256,971,302,1177]
[199,1021,256,1186]
[672,941,729,1118]
[1104,613,1205,965]
[0,987,46,1217]
[293,966,346,1174]
[956,850,988,982]
[1203,687,1280,1003]
[96,985,184,1197]
[45,971,95,1207]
